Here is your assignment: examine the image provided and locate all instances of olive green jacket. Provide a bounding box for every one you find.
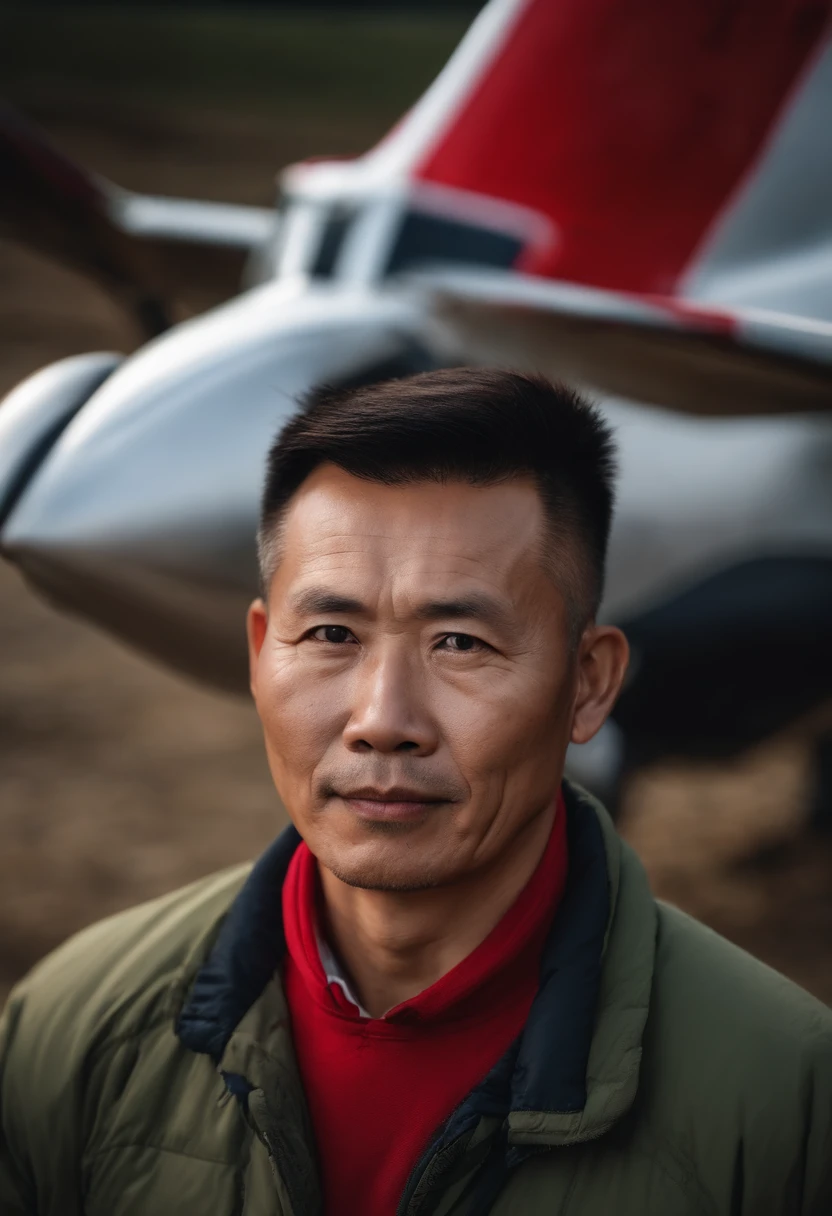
[2,785,831,1215]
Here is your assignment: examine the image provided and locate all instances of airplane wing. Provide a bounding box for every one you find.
[414,268,832,416]
[0,104,276,336]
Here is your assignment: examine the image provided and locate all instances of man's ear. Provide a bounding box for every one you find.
[246,598,268,698]
[570,625,629,745]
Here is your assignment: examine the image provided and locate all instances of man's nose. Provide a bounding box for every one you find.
[342,646,438,755]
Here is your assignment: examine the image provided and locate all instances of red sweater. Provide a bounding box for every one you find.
[282,796,568,1216]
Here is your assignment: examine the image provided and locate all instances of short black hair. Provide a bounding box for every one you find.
[258,368,616,630]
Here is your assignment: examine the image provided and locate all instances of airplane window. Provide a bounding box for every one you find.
[311,206,357,278]
[385,211,523,275]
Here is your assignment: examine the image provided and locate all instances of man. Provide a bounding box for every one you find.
[1,369,830,1216]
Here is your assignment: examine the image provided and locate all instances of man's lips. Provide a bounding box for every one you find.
[334,788,451,821]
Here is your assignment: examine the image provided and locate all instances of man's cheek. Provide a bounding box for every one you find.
[262,646,319,716]
[264,671,347,762]
[441,690,530,760]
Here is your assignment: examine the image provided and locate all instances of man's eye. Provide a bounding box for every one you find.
[310,625,356,644]
[438,633,483,653]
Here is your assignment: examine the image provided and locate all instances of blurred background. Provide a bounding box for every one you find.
[1,2,831,1008]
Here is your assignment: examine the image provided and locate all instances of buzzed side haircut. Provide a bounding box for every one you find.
[258,368,617,633]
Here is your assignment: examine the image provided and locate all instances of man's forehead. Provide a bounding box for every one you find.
[279,464,545,560]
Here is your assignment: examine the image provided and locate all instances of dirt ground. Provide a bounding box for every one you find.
[1,104,831,1007]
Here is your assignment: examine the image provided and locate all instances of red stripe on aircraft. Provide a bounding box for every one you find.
[415,0,830,295]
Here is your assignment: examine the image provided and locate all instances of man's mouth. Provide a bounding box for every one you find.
[335,787,450,822]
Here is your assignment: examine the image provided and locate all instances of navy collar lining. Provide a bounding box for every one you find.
[176,823,301,1060]
[512,791,609,1112]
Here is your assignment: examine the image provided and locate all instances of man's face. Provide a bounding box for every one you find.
[248,464,587,891]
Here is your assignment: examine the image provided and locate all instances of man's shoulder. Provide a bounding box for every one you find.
[4,863,252,1051]
[603,899,832,1211]
[652,899,832,1065]
[641,900,832,1208]
[0,866,256,1215]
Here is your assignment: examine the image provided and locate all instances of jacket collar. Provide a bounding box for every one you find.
[176,782,657,1146]
[509,785,657,1146]
[176,823,301,1061]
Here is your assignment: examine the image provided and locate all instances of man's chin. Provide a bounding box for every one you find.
[316,835,448,893]
[325,863,440,894]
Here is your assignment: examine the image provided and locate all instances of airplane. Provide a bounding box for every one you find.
[2,0,832,829]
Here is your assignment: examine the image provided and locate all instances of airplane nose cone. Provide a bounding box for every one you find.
[0,351,122,527]
[1,280,439,691]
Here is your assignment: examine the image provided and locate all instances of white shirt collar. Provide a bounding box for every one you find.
[315,927,373,1019]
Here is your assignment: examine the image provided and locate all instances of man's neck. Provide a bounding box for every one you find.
[317,804,556,1019]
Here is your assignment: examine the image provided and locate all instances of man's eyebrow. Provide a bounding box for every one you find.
[287,588,513,630]
[414,594,513,630]
[289,588,366,616]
